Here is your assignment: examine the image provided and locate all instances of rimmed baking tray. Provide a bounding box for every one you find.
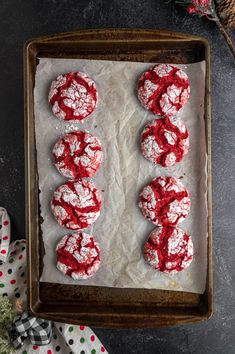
[24,28,212,327]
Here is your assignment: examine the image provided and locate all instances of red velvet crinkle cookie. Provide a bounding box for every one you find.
[139,176,190,226]
[51,179,102,230]
[137,64,190,116]
[48,71,98,121]
[53,131,103,179]
[144,226,193,273]
[56,232,101,279]
[140,116,189,167]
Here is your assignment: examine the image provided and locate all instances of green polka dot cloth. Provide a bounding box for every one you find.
[0,207,108,354]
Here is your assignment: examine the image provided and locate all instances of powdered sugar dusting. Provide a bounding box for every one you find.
[53,131,103,179]
[48,74,66,101]
[165,152,176,166]
[57,261,70,275]
[166,178,185,193]
[52,205,68,221]
[167,197,191,223]
[144,226,194,273]
[167,84,182,104]
[176,69,188,80]
[137,64,190,115]
[138,79,159,107]
[164,130,177,145]
[168,228,185,255]
[158,177,166,187]
[168,116,186,133]
[56,232,101,280]
[49,71,98,121]
[65,124,81,133]
[153,64,173,77]
[51,179,101,230]
[141,135,164,163]
[62,81,94,117]
[147,249,159,268]
[181,87,190,105]
[52,101,66,120]
[160,93,178,115]
[139,177,190,226]
[53,141,65,157]
[140,117,189,167]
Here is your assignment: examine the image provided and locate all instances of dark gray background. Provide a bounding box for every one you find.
[0,1,234,353]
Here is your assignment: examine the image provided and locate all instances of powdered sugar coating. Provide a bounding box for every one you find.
[153,64,173,77]
[140,117,189,167]
[137,64,190,116]
[144,226,193,273]
[168,115,186,133]
[56,232,101,279]
[53,131,103,179]
[139,176,190,226]
[49,71,98,121]
[51,179,102,230]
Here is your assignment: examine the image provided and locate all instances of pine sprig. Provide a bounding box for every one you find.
[0,298,16,325]
[176,0,235,59]
[0,298,16,354]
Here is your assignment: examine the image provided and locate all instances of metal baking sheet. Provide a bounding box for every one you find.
[24,28,212,327]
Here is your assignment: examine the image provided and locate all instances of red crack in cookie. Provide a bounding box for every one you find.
[139,176,190,226]
[53,131,103,179]
[51,179,102,230]
[144,226,193,273]
[140,116,189,167]
[48,71,98,121]
[56,232,101,279]
[137,64,190,116]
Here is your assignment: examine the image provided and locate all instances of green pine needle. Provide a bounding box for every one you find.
[0,298,16,353]
[0,328,15,354]
[0,298,16,326]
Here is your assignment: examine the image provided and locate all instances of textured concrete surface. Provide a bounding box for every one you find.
[0,1,234,353]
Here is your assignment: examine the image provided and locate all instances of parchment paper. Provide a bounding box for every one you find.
[35,58,207,293]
